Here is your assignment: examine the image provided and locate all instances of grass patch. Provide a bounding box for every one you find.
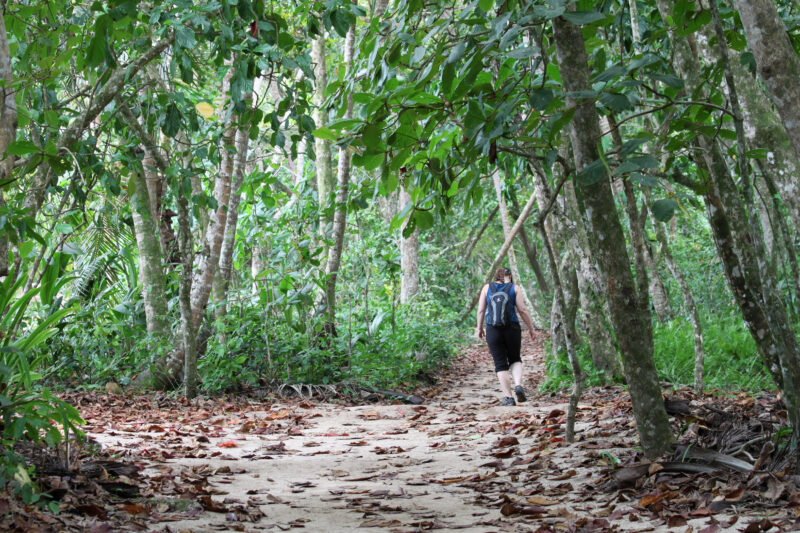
[653,315,773,391]
[540,315,775,392]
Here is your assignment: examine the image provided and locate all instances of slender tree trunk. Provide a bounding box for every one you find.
[491,170,535,320]
[566,174,621,381]
[538,220,584,442]
[462,205,498,262]
[0,16,16,277]
[130,168,170,339]
[734,0,800,161]
[176,147,198,399]
[312,23,334,246]
[215,74,260,323]
[510,195,549,294]
[553,13,673,458]
[653,215,705,393]
[399,186,419,303]
[323,19,356,332]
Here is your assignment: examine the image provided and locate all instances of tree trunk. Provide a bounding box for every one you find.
[553,13,673,458]
[653,215,705,393]
[0,15,15,277]
[734,0,800,161]
[462,205,498,262]
[323,20,356,332]
[130,168,170,339]
[491,170,535,321]
[538,219,584,443]
[399,186,419,303]
[215,74,259,323]
[510,195,549,294]
[312,23,334,247]
[175,148,198,399]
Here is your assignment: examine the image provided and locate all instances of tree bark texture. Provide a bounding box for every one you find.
[312,24,334,242]
[734,0,800,161]
[538,220,584,443]
[399,186,419,304]
[323,20,356,331]
[130,168,170,339]
[553,14,673,458]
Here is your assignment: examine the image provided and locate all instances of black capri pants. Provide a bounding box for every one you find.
[485,323,522,372]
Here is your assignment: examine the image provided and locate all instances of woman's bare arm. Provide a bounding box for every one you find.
[515,287,536,341]
[475,284,489,338]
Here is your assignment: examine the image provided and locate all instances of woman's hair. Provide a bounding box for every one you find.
[494,267,512,282]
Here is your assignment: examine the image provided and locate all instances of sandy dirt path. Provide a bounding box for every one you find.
[82,334,791,532]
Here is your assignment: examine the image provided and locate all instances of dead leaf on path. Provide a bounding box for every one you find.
[500,502,547,516]
[697,525,720,533]
[496,436,519,447]
[690,506,716,517]
[218,441,237,448]
[360,410,381,420]
[492,447,517,459]
[550,469,577,480]
[723,485,746,502]
[667,515,687,527]
[198,495,228,513]
[526,495,557,506]
[639,490,676,507]
[89,525,114,533]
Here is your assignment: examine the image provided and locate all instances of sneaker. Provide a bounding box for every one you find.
[515,385,527,403]
[499,397,516,406]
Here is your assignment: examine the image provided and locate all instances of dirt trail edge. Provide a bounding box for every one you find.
[78,333,795,532]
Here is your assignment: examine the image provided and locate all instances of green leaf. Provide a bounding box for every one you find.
[162,103,181,138]
[652,199,677,222]
[630,172,661,187]
[447,41,467,64]
[593,65,626,83]
[441,62,456,96]
[648,72,685,89]
[577,159,606,185]
[6,140,40,156]
[478,0,494,12]
[529,88,554,111]
[599,91,632,111]
[174,26,196,49]
[507,46,538,59]
[745,148,768,159]
[312,127,338,140]
[414,210,434,230]
[562,11,606,25]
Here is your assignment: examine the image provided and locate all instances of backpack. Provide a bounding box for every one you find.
[486,283,513,328]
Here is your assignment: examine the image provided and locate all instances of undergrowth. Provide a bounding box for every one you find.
[541,314,775,392]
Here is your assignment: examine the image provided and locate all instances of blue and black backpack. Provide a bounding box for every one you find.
[486,283,513,328]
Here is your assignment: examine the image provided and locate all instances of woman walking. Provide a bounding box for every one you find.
[475,267,536,405]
